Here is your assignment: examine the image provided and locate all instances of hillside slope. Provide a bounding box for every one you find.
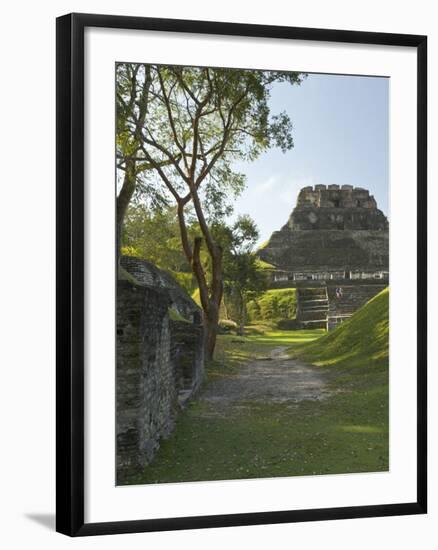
[299,287,389,370]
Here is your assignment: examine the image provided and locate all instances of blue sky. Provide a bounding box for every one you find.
[232,73,389,245]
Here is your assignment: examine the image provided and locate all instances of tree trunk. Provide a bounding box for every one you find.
[177,206,223,360]
[238,292,245,336]
[116,160,136,267]
[222,294,230,321]
[193,238,223,361]
[206,247,223,359]
[205,304,220,361]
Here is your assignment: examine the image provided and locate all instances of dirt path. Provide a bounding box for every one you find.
[200,346,329,412]
[135,339,388,484]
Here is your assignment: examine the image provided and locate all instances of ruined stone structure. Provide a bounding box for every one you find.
[121,256,201,322]
[258,185,389,328]
[259,185,389,283]
[117,257,204,483]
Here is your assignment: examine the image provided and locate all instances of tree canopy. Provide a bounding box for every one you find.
[116,63,304,357]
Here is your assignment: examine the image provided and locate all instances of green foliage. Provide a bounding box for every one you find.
[120,245,142,258]
[117,64,304,218]
[117,63,305,355]
[122,203,193,272]
[116,64,168,210]
[220,216,268,329]
[170,271,197,295]
[247,288,297,323]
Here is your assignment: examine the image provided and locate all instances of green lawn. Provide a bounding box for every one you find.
[129,292,389,485]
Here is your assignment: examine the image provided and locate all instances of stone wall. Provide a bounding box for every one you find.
[259,229,389,273]
[170,320,204,406]
[296,185,378,211]
[116,281,175,482]
[116,266,205,484]
[121,256,199,321]
[284,185,387,231]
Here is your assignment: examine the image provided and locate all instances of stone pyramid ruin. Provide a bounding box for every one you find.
[258,184,389,283]
[257,184,389,329]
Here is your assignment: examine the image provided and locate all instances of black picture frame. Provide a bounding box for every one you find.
[56,12,427,537]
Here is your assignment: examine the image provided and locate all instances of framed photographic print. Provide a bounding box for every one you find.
[56,13,427,536]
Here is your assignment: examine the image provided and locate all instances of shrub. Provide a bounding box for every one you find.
[218,319,238,334]
[247,288,297,324]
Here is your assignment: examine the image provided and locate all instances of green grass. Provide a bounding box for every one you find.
[295,287,389,370]
[209,328,323,378]
[129,397,388,485]
[129,293,389,485]
[170,270,197,294]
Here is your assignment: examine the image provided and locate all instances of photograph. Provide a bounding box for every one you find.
[0,0,431,545]
[115,63,390,486]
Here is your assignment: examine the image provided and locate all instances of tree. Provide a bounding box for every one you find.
[221,216,267,335]
[116,64,178,262]
[116,64,304,358]
[116,64,154,262]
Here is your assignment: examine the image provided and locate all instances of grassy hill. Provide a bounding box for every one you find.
[285,287,390,474]
[297,287,389,370]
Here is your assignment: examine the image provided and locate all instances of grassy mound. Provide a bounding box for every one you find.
[298,287,389,370]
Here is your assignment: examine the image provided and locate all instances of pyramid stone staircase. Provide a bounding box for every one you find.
[296,287,329,329]
[326,284,386,330]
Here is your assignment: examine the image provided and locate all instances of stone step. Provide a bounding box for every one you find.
[299,311,328,321]
[296,284,386,327]
[296,286,329,324]
[299,287,327,294]
[301,304,329,311]
[300,319,328,329]
[327,284,385,318]
[300,301,329,307]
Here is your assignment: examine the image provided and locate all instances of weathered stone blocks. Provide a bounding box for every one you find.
[116,259,205,483]
[258,185,389,280]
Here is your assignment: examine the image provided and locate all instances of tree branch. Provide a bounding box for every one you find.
[157,68,190,174]
[176,203,193,263]
[138,144,183,203]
